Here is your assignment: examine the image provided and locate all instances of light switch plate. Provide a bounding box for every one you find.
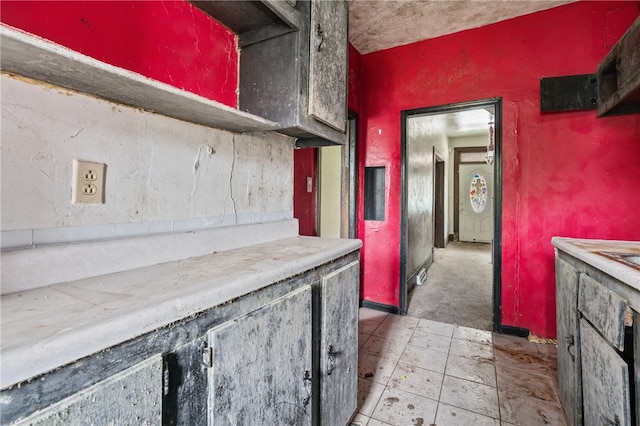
[72,160,106,204]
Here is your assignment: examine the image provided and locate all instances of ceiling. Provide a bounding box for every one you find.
[348,0,575,54]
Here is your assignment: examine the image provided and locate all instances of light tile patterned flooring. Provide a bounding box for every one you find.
[351,308,568,426]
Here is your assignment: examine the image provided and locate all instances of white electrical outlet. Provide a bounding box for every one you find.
[72,160,106,204]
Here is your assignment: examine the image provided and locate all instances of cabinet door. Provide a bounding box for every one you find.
[319,261,360,424]
[13,356,163,425]
[308,0,347,132]
[555,257,582,426]
[580,319,632,426]
[207,286,313,426]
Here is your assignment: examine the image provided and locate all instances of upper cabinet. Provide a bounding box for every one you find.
[2,0,348,145]
[596,16,640,117]
[195,0,348,146]
[190,1,301,47]
[238,0,348,146]
[540,16,640,117]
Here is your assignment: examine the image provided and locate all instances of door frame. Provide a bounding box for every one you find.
[399,98,503,332]
[434,154,446,248]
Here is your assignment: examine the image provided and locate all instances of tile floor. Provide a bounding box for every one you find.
[351,308,568,426]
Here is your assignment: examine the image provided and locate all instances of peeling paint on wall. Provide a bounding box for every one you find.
[0,74,294,243]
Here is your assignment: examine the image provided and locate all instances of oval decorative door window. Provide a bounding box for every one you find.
[469,173,488,213]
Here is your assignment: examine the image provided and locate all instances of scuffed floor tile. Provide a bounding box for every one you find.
[436,403,500,425]
[370,387,437,425]
[349,412,370,426]
[440,375,500,419]
[496,365,559,402]
[445,353,497,387]
[388,362,443,400]
[358,352,397,384]
[499,390,568,425]
[358,378,387,417]
[409,329,452,354]
[357,309,568,426]
[361,336,407,361]
[453,325,493,344]
[449,338,493,361]
[416,318,455,338]
[399,343,448,373]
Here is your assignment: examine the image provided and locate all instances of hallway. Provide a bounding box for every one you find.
[407,242,493,331]
[352,308,567,425]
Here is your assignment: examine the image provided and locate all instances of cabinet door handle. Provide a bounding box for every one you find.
[566,335,575,362]
[302,370,312,407]
[327,345,341,375]
[316,24,325,51]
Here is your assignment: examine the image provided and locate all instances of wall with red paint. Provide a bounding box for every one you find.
[358,1,640,337]
[293,148,317,236]
[0,0,238,107]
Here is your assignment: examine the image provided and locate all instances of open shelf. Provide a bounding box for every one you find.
[0,25,279,134]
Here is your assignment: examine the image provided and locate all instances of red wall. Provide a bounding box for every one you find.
[358,1,640,337]
[293,148,317,236]
[0,0,238,107]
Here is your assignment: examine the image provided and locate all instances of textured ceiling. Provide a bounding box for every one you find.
[348,0,575,54]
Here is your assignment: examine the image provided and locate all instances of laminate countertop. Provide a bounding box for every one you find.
[0,236,362,389]
[552,237,640,290]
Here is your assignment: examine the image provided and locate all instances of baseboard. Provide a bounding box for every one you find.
[360,300,399,315]
[499,324,529,337]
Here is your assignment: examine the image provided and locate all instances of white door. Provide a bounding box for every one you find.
[459,163,493,243]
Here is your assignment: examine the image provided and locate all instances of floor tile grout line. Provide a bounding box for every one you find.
[492,336,504,424]
[431,322,455,423]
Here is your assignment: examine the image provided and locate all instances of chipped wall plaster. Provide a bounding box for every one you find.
[0,74,294,247]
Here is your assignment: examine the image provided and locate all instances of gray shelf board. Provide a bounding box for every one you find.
[0,26,278,134]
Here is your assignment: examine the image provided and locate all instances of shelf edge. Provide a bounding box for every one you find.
[0,25,279,134]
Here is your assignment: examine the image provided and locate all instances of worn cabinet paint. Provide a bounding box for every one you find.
[578,273,630,351]
[318,261,359,424]
[580,319,632,426]
[2,250,360,426]
[207,286,313,426]
[13,356,163,426]
[554,241,639,426]
[239,0,348,145]
[308,0,347,132]
[555,257,582,426]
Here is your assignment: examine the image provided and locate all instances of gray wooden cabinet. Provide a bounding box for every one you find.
[1,250,360,426]
[207,285,313,425]
[318,261,359,425]
[596,16,640,116]
[554,246,637,426]
[580,319,632,426]
[239,0,348,146]
[12,356,163,426]
[555,257,582,426]
[189,0,348,146]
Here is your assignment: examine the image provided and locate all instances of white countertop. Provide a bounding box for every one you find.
[0,236,361,389]
[552,237,640,290]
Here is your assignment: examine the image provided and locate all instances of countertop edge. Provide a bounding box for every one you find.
[1,236,362,389]
[551,237,640,289]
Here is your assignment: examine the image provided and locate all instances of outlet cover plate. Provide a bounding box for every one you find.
[72,160,106,204]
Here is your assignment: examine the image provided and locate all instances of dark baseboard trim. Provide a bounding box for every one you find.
[360,300,399,315]
[499,324,529,337]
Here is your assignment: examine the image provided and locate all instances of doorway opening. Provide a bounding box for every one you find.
[294,114,358,239]
[399,98,502,332]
